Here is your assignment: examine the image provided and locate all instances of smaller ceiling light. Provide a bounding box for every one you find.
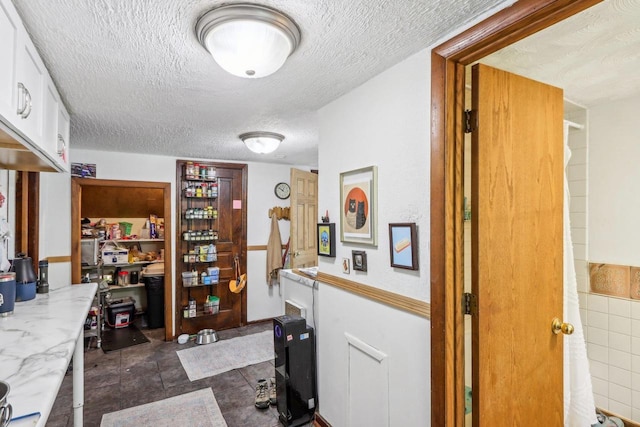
[196,4,301,78]
[240,131,284,154]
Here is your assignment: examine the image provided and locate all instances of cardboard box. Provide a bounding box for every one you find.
[102,249,129,265]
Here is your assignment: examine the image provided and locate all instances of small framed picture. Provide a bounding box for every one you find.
[389,223,418,270]
[317,223,336,257]
[352,250,367,272]
[342,258,351,274]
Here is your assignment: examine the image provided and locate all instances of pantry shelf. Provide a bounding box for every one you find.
[113,238,164,243]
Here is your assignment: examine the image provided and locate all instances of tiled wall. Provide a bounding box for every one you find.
[584,293,640,419]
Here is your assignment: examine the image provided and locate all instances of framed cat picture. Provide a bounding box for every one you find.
[339,166,378,246]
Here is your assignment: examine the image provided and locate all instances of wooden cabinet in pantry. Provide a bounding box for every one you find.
[0,0,69,172]
[176,160,247,335]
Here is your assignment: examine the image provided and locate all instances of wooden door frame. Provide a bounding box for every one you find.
[15,171,39,270]
[429,0,602,424]
[71,178,173,341]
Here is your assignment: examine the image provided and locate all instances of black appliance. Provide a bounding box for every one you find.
[273,315,316,426]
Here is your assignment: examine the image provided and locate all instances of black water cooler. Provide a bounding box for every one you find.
[273,315,317,426]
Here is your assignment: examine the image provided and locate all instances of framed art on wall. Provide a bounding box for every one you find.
[317,223,336,257]
[340,166,378,246]
[342,258,350,274]
[352,250,367,272]
[389,223,418,270]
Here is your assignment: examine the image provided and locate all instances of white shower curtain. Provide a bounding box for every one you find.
[563,121,597,426]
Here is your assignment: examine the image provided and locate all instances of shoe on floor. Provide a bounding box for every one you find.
[255,379,270,409]
[269,377,277,406]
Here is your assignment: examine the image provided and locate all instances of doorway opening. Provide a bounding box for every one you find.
[71,178,173,341]
[430,0,602,424]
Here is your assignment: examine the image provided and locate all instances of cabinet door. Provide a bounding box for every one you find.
[42,80,59,161]
[56,102,70,172]
[0,0,20,123]
[14,33,46,146]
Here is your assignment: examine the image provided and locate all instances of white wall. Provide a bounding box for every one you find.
[318,51,430,301]
[40,170,72,290]
[582,93,640,421]
[315,50,431,426]
[245,162,294,322]
[589,94,640,266]
[42,148,311,334]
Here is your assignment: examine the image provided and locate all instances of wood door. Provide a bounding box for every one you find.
[176,162,247,334]
[289,168,318,268]
[471,63,564,424]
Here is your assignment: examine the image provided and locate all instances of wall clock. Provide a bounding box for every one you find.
[275,182,290,199]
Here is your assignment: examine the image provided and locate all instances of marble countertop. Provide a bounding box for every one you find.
[0,283,97,426]
[280,268,317,287]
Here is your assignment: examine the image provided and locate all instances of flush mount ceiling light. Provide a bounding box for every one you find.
[239,131,284,154]
[195,3,301,78]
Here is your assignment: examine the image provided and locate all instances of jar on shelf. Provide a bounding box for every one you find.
[207,166,216,179]
[186,162,195,179]
[117,271,129,287]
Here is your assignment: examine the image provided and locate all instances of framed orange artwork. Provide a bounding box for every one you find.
[339,166,377,246]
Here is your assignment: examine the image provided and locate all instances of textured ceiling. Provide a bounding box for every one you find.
[480,0,640,108]
[12,0,506,167]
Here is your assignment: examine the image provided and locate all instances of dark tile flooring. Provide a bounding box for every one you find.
[47,320,312,427]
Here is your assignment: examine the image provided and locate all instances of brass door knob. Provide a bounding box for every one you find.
[551,318,574,335]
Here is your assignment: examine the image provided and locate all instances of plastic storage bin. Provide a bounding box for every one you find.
[106,297,135,328]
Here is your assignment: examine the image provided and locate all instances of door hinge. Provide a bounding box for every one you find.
[464,109,477,134]
[463,292,477,315]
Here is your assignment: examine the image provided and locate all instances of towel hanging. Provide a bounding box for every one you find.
[266,214,283,285]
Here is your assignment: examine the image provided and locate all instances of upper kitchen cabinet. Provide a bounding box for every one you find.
[0,0,69,173]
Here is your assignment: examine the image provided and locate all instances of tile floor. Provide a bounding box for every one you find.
[47,320,314,427]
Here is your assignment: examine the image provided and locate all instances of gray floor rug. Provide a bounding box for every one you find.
[100,388,227,427]
[177,330,274,381]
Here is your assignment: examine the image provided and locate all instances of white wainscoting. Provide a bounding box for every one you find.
[345,332,389,427]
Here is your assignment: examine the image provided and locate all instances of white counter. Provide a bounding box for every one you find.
[0,282,97,426]
[280,268,317,288]
[279,269,318,328]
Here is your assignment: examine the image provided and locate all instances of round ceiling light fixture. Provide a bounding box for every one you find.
[239,131,284,154]
[195,3,301,78]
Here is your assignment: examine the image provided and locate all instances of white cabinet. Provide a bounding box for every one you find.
[0,0,19,122]
[42,80,69,172]
[0,0,70,173]
[56,101,70,171]
[14,33,46,145]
